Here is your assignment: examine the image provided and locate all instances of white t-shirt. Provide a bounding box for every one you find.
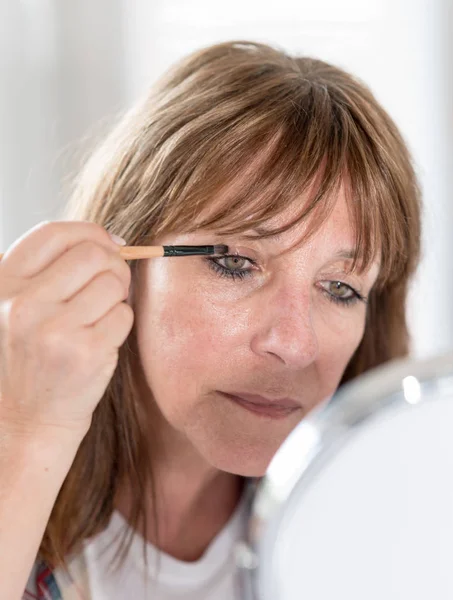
[51,484,252,600]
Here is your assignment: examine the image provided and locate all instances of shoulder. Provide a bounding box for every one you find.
[24,553,89,600]
[23,559,62,599]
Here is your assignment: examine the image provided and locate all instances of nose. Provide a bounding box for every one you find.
[250,286,319,369]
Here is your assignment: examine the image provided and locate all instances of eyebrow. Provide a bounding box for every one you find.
[237,227,284,242]
[236,229,361,260]
[334,249,361,260]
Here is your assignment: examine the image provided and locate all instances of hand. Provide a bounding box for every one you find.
[0,220,134,440]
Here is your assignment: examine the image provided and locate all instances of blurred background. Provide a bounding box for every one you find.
[1,0,452,358]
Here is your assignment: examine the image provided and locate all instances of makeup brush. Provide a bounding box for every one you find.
[0,244,229,262]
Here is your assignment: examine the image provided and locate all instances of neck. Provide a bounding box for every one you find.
[115,426,245,562]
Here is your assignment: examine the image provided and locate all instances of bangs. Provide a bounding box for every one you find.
[94,42,418,292]
[152,80,400,284]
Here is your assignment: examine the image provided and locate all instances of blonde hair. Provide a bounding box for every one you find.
[41,40,422,566]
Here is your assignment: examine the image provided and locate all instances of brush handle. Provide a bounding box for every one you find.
[118,246,164,259]
[0,246,165,262]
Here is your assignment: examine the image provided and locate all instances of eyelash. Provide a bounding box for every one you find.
[206,255,367,308]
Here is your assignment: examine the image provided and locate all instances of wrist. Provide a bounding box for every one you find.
[0,402,90,441]
[0,418,87,467]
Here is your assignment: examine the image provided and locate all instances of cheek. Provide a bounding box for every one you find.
[315,310,367,396]
[134,269,252,422]
[144,290,249,366]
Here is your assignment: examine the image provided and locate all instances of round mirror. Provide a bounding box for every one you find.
[237,352,453,600]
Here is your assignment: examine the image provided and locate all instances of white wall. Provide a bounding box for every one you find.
[1,0,452,358]
[0,0,126,244]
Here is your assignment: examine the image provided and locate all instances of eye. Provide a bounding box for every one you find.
[320,281,366,307]
[206,254,256,281]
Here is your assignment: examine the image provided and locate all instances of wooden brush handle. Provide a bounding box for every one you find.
[0,246,165,262]
[118,246,164,260]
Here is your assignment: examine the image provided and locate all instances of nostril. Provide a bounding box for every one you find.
[266,350,286,364]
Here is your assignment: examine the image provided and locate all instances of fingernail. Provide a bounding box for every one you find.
[109,233,127,246]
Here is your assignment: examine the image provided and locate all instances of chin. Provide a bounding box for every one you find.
[212,456,273,478]
[200,439,280,478]
[224,462,272,478]
[182,403,298,477]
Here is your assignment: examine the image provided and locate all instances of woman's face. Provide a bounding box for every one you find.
[133,188,380,476]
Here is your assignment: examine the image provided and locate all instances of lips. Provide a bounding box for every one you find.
[219,391,301,418]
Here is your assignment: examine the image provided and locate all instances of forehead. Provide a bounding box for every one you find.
[236,181,354,249]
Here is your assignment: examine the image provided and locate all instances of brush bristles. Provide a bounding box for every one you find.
[162,244,229,257]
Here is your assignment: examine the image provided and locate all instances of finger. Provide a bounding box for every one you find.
[28,241,131,303]
[0,220,123,278]
[63,271,128,326]
[90,301,135,349]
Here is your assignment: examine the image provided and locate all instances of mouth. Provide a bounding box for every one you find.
[218,391,301,419]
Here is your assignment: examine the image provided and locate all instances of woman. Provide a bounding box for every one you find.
[0,40,420,599]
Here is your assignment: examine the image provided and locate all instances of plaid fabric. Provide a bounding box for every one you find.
[23,560,62,600]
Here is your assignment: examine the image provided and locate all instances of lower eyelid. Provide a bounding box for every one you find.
[318,282,365,306]
[320,280,359,295]
[211,255,256,271]
[206,257,253,279]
